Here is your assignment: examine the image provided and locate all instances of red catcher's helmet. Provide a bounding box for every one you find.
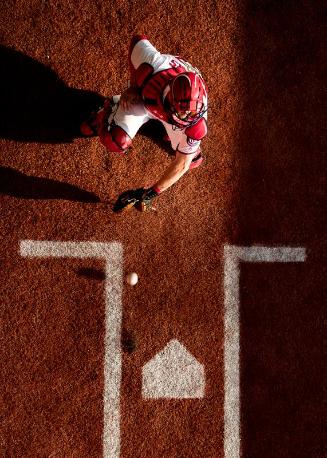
[167,72,207,127]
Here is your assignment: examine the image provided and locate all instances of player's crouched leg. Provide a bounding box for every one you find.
[80,98,113,137]
[100,125,132,156]
[189,148,204,170]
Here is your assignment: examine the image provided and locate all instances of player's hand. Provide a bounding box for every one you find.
[120,87,142,110]
[112,187,159,213]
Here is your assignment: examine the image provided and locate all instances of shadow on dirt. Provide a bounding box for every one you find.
[75,267,106,281]
[0,46,104,143]
[234,2,325,457]
[121,328,136,354]
[0,46,175,155]
[0,167,100,202]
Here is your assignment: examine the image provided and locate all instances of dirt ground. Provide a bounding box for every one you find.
[0,0,326,457]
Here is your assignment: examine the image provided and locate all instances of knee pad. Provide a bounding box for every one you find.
[99,125,132,154]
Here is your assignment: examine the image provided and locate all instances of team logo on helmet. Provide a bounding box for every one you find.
[166,72,207,128]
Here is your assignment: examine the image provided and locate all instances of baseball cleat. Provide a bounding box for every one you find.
[80,120,97,137]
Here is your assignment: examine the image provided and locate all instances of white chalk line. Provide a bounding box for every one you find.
[19,241,307,457]
[20,240,123,458]
[223,245,306,458]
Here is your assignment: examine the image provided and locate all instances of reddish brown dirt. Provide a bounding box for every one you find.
[234,3,326,457]
[0,1,325,457]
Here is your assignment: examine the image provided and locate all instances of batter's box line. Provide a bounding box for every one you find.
[223,245,306,458]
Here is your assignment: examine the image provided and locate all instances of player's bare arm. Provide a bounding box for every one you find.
[154,151,197,192]
[112,151,198,213]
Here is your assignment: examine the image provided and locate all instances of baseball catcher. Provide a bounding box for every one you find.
[80,35,208,212]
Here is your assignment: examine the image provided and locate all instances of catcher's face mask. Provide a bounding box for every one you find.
[167,72,207,127]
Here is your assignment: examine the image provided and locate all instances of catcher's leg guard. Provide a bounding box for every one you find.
[100,125,132,155]
[80,98,113,137]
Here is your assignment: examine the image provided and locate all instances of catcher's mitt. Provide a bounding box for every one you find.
[112,187,159,213]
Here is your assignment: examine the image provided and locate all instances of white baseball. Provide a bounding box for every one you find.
[126,272,138,286]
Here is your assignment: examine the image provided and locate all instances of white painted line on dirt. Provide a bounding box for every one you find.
[223,245,306,458]
[142,339,205,399]
[20,240,123,458]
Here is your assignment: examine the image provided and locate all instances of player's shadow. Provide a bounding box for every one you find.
[0,167,100,202]
[0,46,104,143]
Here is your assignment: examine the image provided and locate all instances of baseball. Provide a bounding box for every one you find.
[126,272,138,286]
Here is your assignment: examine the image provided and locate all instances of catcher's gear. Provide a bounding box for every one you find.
[112,187,159,213]
[185,117,207,141]
[80,98,113,137]
[80,97,132,154]
[166,72,208,127]
[99,124,132,154]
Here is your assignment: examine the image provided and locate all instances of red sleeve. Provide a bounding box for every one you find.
[128,34,148,87]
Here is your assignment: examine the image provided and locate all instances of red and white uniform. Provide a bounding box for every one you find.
[104,35,208,154]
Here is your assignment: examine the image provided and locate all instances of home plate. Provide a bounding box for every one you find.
[142,339,205,399]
